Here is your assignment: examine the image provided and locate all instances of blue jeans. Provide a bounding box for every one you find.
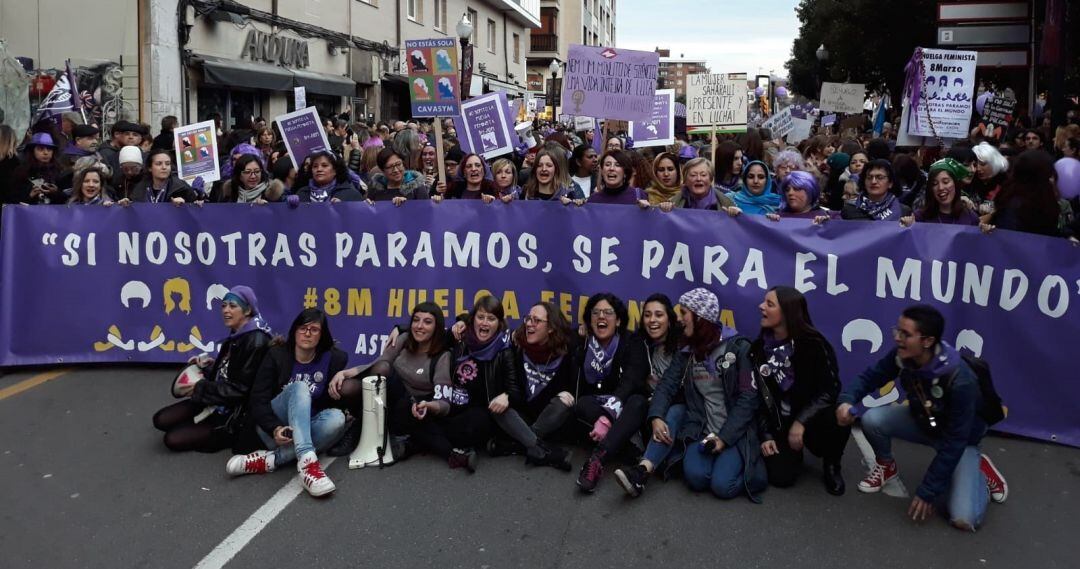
[643,404,687,467]
[257,382,347,467]
[683,442,764,499]
[860,404,989,529]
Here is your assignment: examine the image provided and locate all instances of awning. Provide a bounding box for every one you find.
[485,77,525,97]
[197,55,294,92]
[291,68,356,97]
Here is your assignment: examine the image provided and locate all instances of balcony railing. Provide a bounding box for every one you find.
[530,33,558,52]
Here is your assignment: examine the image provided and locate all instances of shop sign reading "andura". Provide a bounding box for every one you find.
[242,29,310,68]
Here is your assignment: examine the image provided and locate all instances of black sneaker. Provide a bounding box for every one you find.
[525,442,573,472]
[614,464,648,498]
[326,419,361,457]
[487,437,525,457]
[448,448,478,473]
[577,449,605,493]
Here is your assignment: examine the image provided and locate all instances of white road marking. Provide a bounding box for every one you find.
[193,457,336,569]
[851,426,909,498]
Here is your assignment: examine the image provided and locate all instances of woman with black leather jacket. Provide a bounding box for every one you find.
[752,286,850,495]
[152,285,272,453]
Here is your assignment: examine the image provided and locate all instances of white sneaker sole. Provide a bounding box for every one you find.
[305,481,336,497]
[613,469,640,497]
[857,475,897,493]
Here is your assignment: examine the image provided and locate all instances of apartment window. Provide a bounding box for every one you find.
[513,33,520,64]
[487,19,496,54]
[433,0,446,30]
[407,0,421,23]
[469,9,478,44]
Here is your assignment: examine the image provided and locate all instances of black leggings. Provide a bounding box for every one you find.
[572,394,648,457]
[375,374,492,459]
[763,405,852,487]
[152,399,233,453]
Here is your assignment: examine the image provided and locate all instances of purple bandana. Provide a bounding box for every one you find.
[584,333,619,385]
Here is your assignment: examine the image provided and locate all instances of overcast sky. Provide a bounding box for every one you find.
[616,0,800,78]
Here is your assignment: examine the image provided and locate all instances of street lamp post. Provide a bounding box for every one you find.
[457,13,474,98]
[815,43,829,97]
[548,59,560,121]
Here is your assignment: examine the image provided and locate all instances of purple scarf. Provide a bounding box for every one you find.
[307,178,336,203]
[457,328,511,364]
[584,333,619,385]
[761,331,795,392]
[680,186,718,210]
[523,351,565,401]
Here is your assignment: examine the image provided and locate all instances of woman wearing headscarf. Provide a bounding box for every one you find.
[753,286,850,495]
[216,154,285,204]
[586,150,649,207]
[152,286,273,453]
[646,288,766,500]
[900,158,979,227]
[228,309,348,497]
[728,160,781,216]
[840,159,911,221]
[645,152,682,205]
[766,170,835,222]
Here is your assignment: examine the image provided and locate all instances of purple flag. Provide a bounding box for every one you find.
[32,60,80,128]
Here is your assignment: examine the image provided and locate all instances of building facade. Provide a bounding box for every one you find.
[655,48,708,101]
[525,0,616,113]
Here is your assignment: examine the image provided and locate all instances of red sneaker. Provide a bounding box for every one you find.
[857,459,898,493]
[980,454,1008,503]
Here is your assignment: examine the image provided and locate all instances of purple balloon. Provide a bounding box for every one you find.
[1056,158,1080,200]
[754,86,765,97]
[976,91,993,115]
[775,86,789,98]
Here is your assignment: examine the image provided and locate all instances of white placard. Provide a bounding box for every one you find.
[786,117,814,143]
[574,116,595,132]
[173,120,221,185]
[761,106,795,139]
[294,86,306,110]
[819,82,865,114]
[907,48,978,140]
[685,73,747,130]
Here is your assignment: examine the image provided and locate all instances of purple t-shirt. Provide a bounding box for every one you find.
[287,351,333,410]
[587,186,644,205]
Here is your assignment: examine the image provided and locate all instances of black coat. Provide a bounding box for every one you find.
[130,176,197,203]
[295,181,364,202]
[510,347,578,418]
[449,341,519,409]
[190,329,272,434]
[249,345,350,435]
[573,331,649,403]
[751,334,841,440]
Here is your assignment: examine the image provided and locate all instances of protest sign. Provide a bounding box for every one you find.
[405,37,461,118]
[686,73,748,131]
[787,117,814,143]
[276,107,331,165]
[822,113,838,127]
[977,96,1016,139]
[561,44,658,121]
[628,89,675,147]
[761,106,795,139]
[819,82,865,114]
[453,92,515,159]
[905,47,978,139]
[293,86,306,110]
[4,203,1079,447]
[574,115,595,132]
[173,120,221,184]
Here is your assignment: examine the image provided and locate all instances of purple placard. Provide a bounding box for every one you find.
[451,92,515,159]
[822,113,838,127]
[275,107,331,165]
[3,203,1080,447]
[629,89,675,148]
[561,44,659,121]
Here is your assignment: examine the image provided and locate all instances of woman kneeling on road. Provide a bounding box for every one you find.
[225,309,349,497]
[152,286,272,453]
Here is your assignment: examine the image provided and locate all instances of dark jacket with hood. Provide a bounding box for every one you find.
[249,345,350,436]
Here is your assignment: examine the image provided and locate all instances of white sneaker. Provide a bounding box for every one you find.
[297,453,335,497]
[226,450,275,476]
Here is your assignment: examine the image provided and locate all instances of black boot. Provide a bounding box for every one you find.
[525,441,572,472]
[327,418,362,457]
[823,459,845,496]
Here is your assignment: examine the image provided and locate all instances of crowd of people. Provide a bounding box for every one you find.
[7,100,1075,533]
[2,107,1078,242]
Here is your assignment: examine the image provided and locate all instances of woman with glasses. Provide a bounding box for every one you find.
[366,148,429,204]
[840,159,911,221]
[566,293,650,493]
[753,287,850,495]
[226,308,348,498]
[215,154,284,204]
[488,301,577,471]
[152,286,273,453]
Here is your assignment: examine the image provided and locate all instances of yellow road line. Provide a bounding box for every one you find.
[0,369,72,401]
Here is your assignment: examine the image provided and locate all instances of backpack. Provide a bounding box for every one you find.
[959,354,1006,426]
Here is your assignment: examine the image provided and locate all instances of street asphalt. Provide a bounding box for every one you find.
[0,366,1076,569]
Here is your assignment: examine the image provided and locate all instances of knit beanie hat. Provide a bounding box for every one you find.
[678,288,720,325]
[928,157,971,184]
[119,146,143,165]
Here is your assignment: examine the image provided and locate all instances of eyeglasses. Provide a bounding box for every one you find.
[865,174,889,182]
[591,308,615,317]
[298,325,322,336]
[241,169,262,177]
[523,316,547,325]
[384,162,405,171]
[891,326,924,341]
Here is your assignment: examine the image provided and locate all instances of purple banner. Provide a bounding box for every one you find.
[452,92,514,159]
[561,44,658,121]
[628,89,675,148]
[2,203,1079,447]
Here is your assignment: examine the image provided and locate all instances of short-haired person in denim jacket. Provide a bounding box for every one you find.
[836,305,1008,531]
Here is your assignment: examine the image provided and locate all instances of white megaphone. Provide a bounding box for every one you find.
[514,122,538,149]
[349,375,396,469]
